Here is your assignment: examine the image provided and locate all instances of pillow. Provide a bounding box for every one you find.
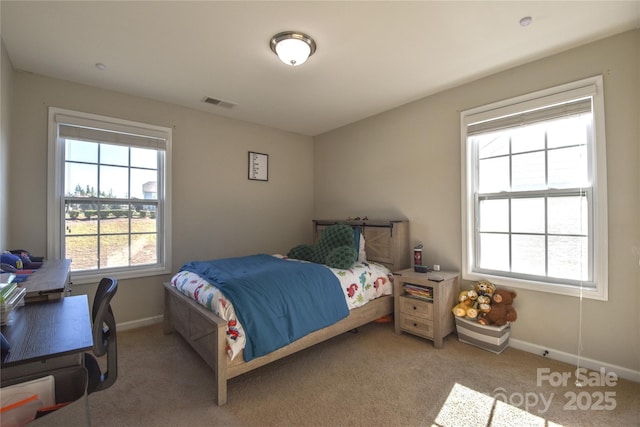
[326,246,358,270]
[288,224,359,269]
[312,224,354,265]
[287,244,314,262]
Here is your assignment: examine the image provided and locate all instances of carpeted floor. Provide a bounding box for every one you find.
[87,322,639,426]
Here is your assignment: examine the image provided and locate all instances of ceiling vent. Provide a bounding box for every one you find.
[202,96,236,109]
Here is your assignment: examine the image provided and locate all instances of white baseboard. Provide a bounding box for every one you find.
[510,338,640,383]
[117,315,164,332]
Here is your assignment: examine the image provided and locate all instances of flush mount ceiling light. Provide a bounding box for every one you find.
[270,31,317,66]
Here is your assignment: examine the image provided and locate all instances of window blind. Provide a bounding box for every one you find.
[467,98,592,136]
[56,114,167,150]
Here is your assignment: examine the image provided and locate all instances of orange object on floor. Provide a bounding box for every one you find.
[374,314,393,323]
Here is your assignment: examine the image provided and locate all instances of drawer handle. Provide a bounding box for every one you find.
[413,306,417,310]
[413,322,418,327]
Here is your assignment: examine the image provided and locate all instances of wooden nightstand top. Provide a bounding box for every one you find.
[394,268,459,284]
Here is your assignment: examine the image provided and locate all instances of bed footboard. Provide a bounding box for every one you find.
[164,282,229,405]
[164,281,393,406]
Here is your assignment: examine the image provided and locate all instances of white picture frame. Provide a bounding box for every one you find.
[248,151,268,181]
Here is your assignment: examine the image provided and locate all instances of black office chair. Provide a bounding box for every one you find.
[84,277,118,394]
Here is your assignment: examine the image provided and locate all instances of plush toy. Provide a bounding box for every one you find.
[457,289,478,306]
[452,302,479,319]
[452,289,479,319]
[287,223,358,269]
[451,302,466,317]
[478,289,517,326]
[1,252,23,271]
[466,306,479,319]
[476,294,492,313]
[0,251,36,282]
[9,249,43,269]
[475,280,496,297]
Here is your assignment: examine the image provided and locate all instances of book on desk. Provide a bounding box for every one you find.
[1,276,26,326]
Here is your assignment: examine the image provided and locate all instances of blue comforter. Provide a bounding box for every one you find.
[180,254,349,362]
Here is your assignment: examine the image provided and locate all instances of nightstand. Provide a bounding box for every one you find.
[393,268,459,348]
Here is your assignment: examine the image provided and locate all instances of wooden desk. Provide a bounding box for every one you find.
[22,259,72,303]
[1,295,93,385]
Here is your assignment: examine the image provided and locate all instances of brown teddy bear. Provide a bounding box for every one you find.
[477,289,517,326]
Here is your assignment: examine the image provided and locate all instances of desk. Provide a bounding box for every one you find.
[22,259,72,303]
[1,295,93,385]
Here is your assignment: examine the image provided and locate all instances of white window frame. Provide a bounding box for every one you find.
[460,76,608,300]
[47,107,172,284]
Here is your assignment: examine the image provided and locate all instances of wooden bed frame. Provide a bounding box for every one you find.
[163,219,409,405]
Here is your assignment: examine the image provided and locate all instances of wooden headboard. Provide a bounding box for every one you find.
[313,219,410,273]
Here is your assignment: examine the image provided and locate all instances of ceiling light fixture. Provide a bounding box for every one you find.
[270,31,316,66]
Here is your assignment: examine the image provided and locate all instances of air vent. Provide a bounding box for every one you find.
[202,96,236,109]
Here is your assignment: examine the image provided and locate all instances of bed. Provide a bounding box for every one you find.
[163,219,409,405]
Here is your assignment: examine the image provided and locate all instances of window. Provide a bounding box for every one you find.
[48,108,172,284]
[461,76,608,300]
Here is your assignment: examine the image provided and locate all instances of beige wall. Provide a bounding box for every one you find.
[4,27,639,376]
[7,72,314,324]
[315,30,640,374]
[0,41,12,250]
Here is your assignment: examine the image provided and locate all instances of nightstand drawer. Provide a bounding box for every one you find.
[399,296,433,320]
[400,314,434,339]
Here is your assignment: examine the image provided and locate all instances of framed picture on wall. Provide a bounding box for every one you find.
[248,151,268,181]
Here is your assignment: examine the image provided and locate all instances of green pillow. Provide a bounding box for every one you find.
[288,223,357,269]
[326,246,358,269]
[287,244,314,262]
[313,224,355,264]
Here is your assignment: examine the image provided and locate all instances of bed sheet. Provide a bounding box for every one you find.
[170,255,394,361]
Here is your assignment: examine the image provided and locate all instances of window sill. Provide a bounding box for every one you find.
[69,265,172,285]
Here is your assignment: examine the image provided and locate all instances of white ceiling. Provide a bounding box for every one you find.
[2,1,639,136]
